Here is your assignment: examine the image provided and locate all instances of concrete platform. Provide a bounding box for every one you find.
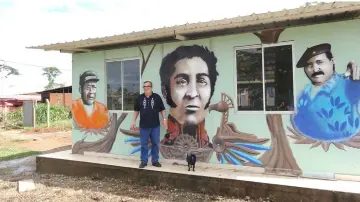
[36,150,360,202]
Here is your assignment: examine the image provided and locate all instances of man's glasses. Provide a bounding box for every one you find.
[143,86,152,88]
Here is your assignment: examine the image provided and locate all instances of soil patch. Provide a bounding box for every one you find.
[0,173,274,202]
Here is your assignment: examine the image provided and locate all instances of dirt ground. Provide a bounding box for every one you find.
[0,130,72,179]
[0,173,274,202]
[0,130,273,202]
[0,130,72,152]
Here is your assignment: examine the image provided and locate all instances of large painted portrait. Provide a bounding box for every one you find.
[288,43,360,151]
[122,45,270,166]
[72,70,111,135]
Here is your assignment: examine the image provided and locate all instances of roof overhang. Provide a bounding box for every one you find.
[27,2,360,53]
[36,85,72,94]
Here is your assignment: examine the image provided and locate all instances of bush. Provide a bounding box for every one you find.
[6,103,71,127]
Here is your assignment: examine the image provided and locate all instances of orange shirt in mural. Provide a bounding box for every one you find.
[161,115,210,148]
[72,98,110,129]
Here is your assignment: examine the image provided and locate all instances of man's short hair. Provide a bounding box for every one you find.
[143,81,153,86]
[159,45,219,109]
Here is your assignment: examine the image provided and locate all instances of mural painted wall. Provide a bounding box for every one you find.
[121,45,271,168]
[71,19,360,176]
[288,43,360,151]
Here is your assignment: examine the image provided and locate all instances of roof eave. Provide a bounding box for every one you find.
[26,2,360,53]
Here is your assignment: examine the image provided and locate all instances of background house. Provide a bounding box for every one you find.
[35,86,72,108]
[0,94,41,112]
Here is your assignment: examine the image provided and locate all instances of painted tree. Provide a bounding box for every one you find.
[42,66,62,90]
[252,29,301,176]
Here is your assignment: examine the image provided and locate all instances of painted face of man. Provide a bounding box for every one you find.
[81,81,97,105]
[304,53,334,86]
[169,57,211,125]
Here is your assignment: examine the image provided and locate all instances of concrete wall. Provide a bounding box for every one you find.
[71,19,360,176]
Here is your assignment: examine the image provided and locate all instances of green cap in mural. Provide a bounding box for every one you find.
[79,70,99,85]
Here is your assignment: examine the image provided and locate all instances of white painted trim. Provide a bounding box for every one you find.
[232,45,237,114]
[121,59,124,111]
[261,45,266,111]
[233,45,262,114]
[234,44,262,50]
[292,42,298,114]
[234,41,296,114]
[104,57,141,112]
[105,56,141,62]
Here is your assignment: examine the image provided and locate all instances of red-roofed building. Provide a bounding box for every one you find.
[0,94,41,112]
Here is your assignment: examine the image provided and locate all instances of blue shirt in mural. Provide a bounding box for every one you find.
[292,72,360,142]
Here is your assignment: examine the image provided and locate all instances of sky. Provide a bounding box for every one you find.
[0,0,336,95]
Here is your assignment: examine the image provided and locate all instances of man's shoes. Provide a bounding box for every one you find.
[152,162,162,167]
[139,162,147,168]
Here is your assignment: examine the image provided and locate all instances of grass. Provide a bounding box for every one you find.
[21,119,72,133]
[0,147,41,161]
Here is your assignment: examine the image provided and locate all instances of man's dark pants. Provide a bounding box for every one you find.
[139,125,160,164]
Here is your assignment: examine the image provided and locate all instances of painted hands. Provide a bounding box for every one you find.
[345,60,360,80]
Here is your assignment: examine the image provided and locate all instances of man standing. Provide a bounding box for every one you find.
[131,81,167,168]
[72,70,110,129]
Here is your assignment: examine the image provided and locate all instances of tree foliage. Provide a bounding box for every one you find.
[0,64,20,78]
[42,66,62,90]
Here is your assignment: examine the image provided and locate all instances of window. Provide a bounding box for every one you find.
[106,59,141,111]
[235,43,294,112]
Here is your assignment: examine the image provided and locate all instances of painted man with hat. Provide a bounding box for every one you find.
[291,43,360,146]
[72,70,110,129]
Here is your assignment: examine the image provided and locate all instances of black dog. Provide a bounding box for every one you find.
[186,153,196,171]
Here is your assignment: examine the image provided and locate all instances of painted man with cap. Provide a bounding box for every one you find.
[72,70,110,129]
[292,43,360,143]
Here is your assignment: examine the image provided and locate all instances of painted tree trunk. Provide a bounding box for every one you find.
[72,113,128,154]
[253,29,302,176]
[259,114,301,175]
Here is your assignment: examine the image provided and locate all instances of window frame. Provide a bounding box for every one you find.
[104,57,142,112]
[233,41,296,115]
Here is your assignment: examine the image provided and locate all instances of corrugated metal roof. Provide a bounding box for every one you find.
[36,85,72,93]
[27,1,360,53]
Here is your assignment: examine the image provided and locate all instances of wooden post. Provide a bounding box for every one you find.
[46,99,50,128]
[33,101,36,129]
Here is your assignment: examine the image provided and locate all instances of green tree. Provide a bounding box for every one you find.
[42,67,62,90]
[0,63,20,78]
